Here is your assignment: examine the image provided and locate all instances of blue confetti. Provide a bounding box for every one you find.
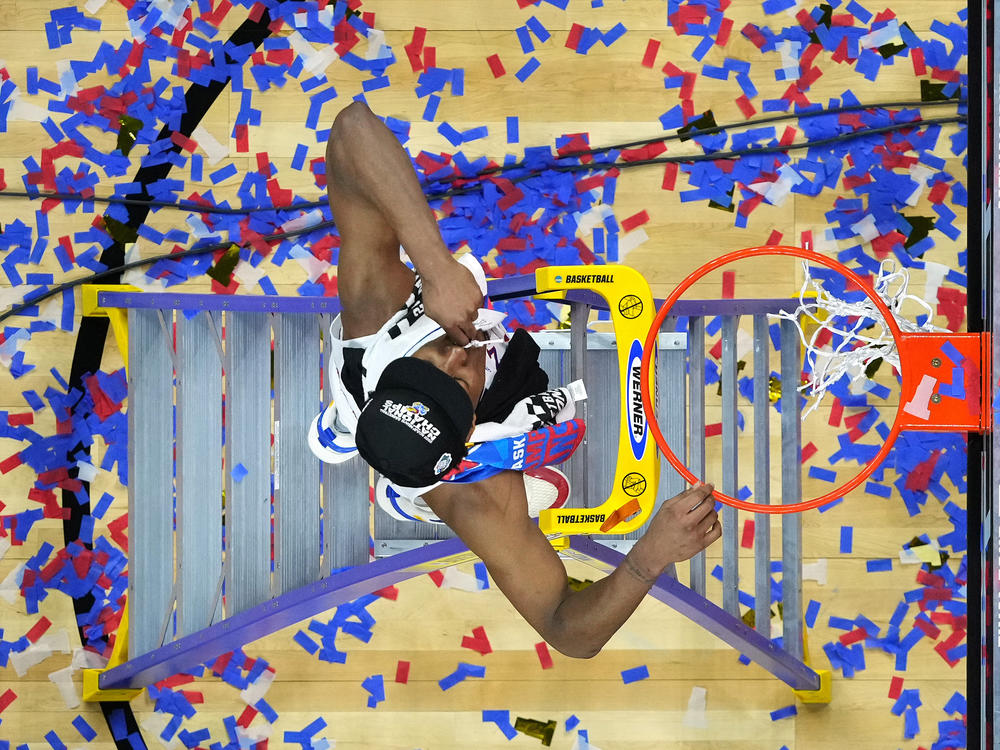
[621,665,649,684]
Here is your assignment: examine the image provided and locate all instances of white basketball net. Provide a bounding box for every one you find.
[769,260,946,418]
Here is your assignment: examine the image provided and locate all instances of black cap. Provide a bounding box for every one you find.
[355,357,474,488]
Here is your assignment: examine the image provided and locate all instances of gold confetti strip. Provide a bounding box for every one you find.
[117,114,143,156]
[768,375,782,402]
[101,216,138,245]
[206,244,241,287]
[566,576,595,592]
[514,717,557,747]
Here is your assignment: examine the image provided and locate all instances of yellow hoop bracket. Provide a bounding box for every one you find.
[534,265,660,536]
[792,624,833,704]
[81,601,142,702]
[81,284,141,374]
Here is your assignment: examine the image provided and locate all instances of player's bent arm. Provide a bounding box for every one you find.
[326,102,454,337]
[424,471,674,659]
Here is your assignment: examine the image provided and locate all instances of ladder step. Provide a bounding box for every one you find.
[176,310,224,636]
[273,313,322,594]
[128,308,175,658]
[224,312,273,616]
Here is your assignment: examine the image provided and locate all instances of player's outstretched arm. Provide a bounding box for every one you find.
[326,102,481,343]
[425,474,720,659]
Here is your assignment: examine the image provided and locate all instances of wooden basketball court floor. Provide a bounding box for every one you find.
[0,1,971,748]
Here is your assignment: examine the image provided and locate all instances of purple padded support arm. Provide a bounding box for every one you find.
[97,282,800,318]
[99,538,476,690]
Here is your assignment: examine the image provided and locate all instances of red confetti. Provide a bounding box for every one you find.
[212,651,234,676]
[741,23,767,49]
[26,616,52,643]
[765,230,783,245]
[843,409,872,430]
[735,94,756,119]
[796,65,823,90]
[427,570,445,587]
[913,617,942,640]
[255,151,271,176]
[497,237,527,251]
[373,584,399,600]
[801,442,818,463]
[409,26,427,50]
[59,235,76,263]
[715,16,733,46]
[6,412,33,427]
[0,689,15,713]
[680,72,696,100]
[485,53,506,77]
[911,47,927,75]
[641,39,660,68]
[839,627,868,646]
[828,398,843,427]
[661,162,679,191]
[740,519,754,549]
[737,193,764,217]
[237,705,258,728]
[933,630,966,667]
[795,8,818,31]
[535,641,554,669]
[107,512,129,552]
[461,625,493,655]
[705,422,722,437]
[781,83,810,107]
[574,174,605,193]
[169,131,198,153]
[670,4,707,34]
[621,210,649,232]
[234,124,249,153]
[904,450,941,492]
[566,23,584,51]
[927,181,949,204]
[395,660,410,683]
[202,0,232,27]
[155,673,195,689]
[721,270,735,299]
[708,338,722,360]
[423,46,436,69]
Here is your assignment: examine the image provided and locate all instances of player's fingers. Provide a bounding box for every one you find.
[445,323,471,347]
[700,511,719,535]
[461,320,479,343]
[705,520,723,545]
[685,484,715,512]
[687,502,717,529]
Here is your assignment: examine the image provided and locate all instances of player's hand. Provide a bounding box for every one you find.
[422,256,483,346]
[630,483,721,576]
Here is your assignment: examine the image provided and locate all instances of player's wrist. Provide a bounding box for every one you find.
[413,245,457,279]
[623,542,663,586]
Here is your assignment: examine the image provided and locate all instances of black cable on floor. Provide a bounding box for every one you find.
[0,95,966,214]
[58,9,276,749]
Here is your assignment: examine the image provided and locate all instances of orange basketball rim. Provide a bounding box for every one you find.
[640,245,992,514]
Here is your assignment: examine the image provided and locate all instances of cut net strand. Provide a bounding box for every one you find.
[769,259,946,418]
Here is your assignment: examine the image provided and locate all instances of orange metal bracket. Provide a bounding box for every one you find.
[897,331,992,434]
